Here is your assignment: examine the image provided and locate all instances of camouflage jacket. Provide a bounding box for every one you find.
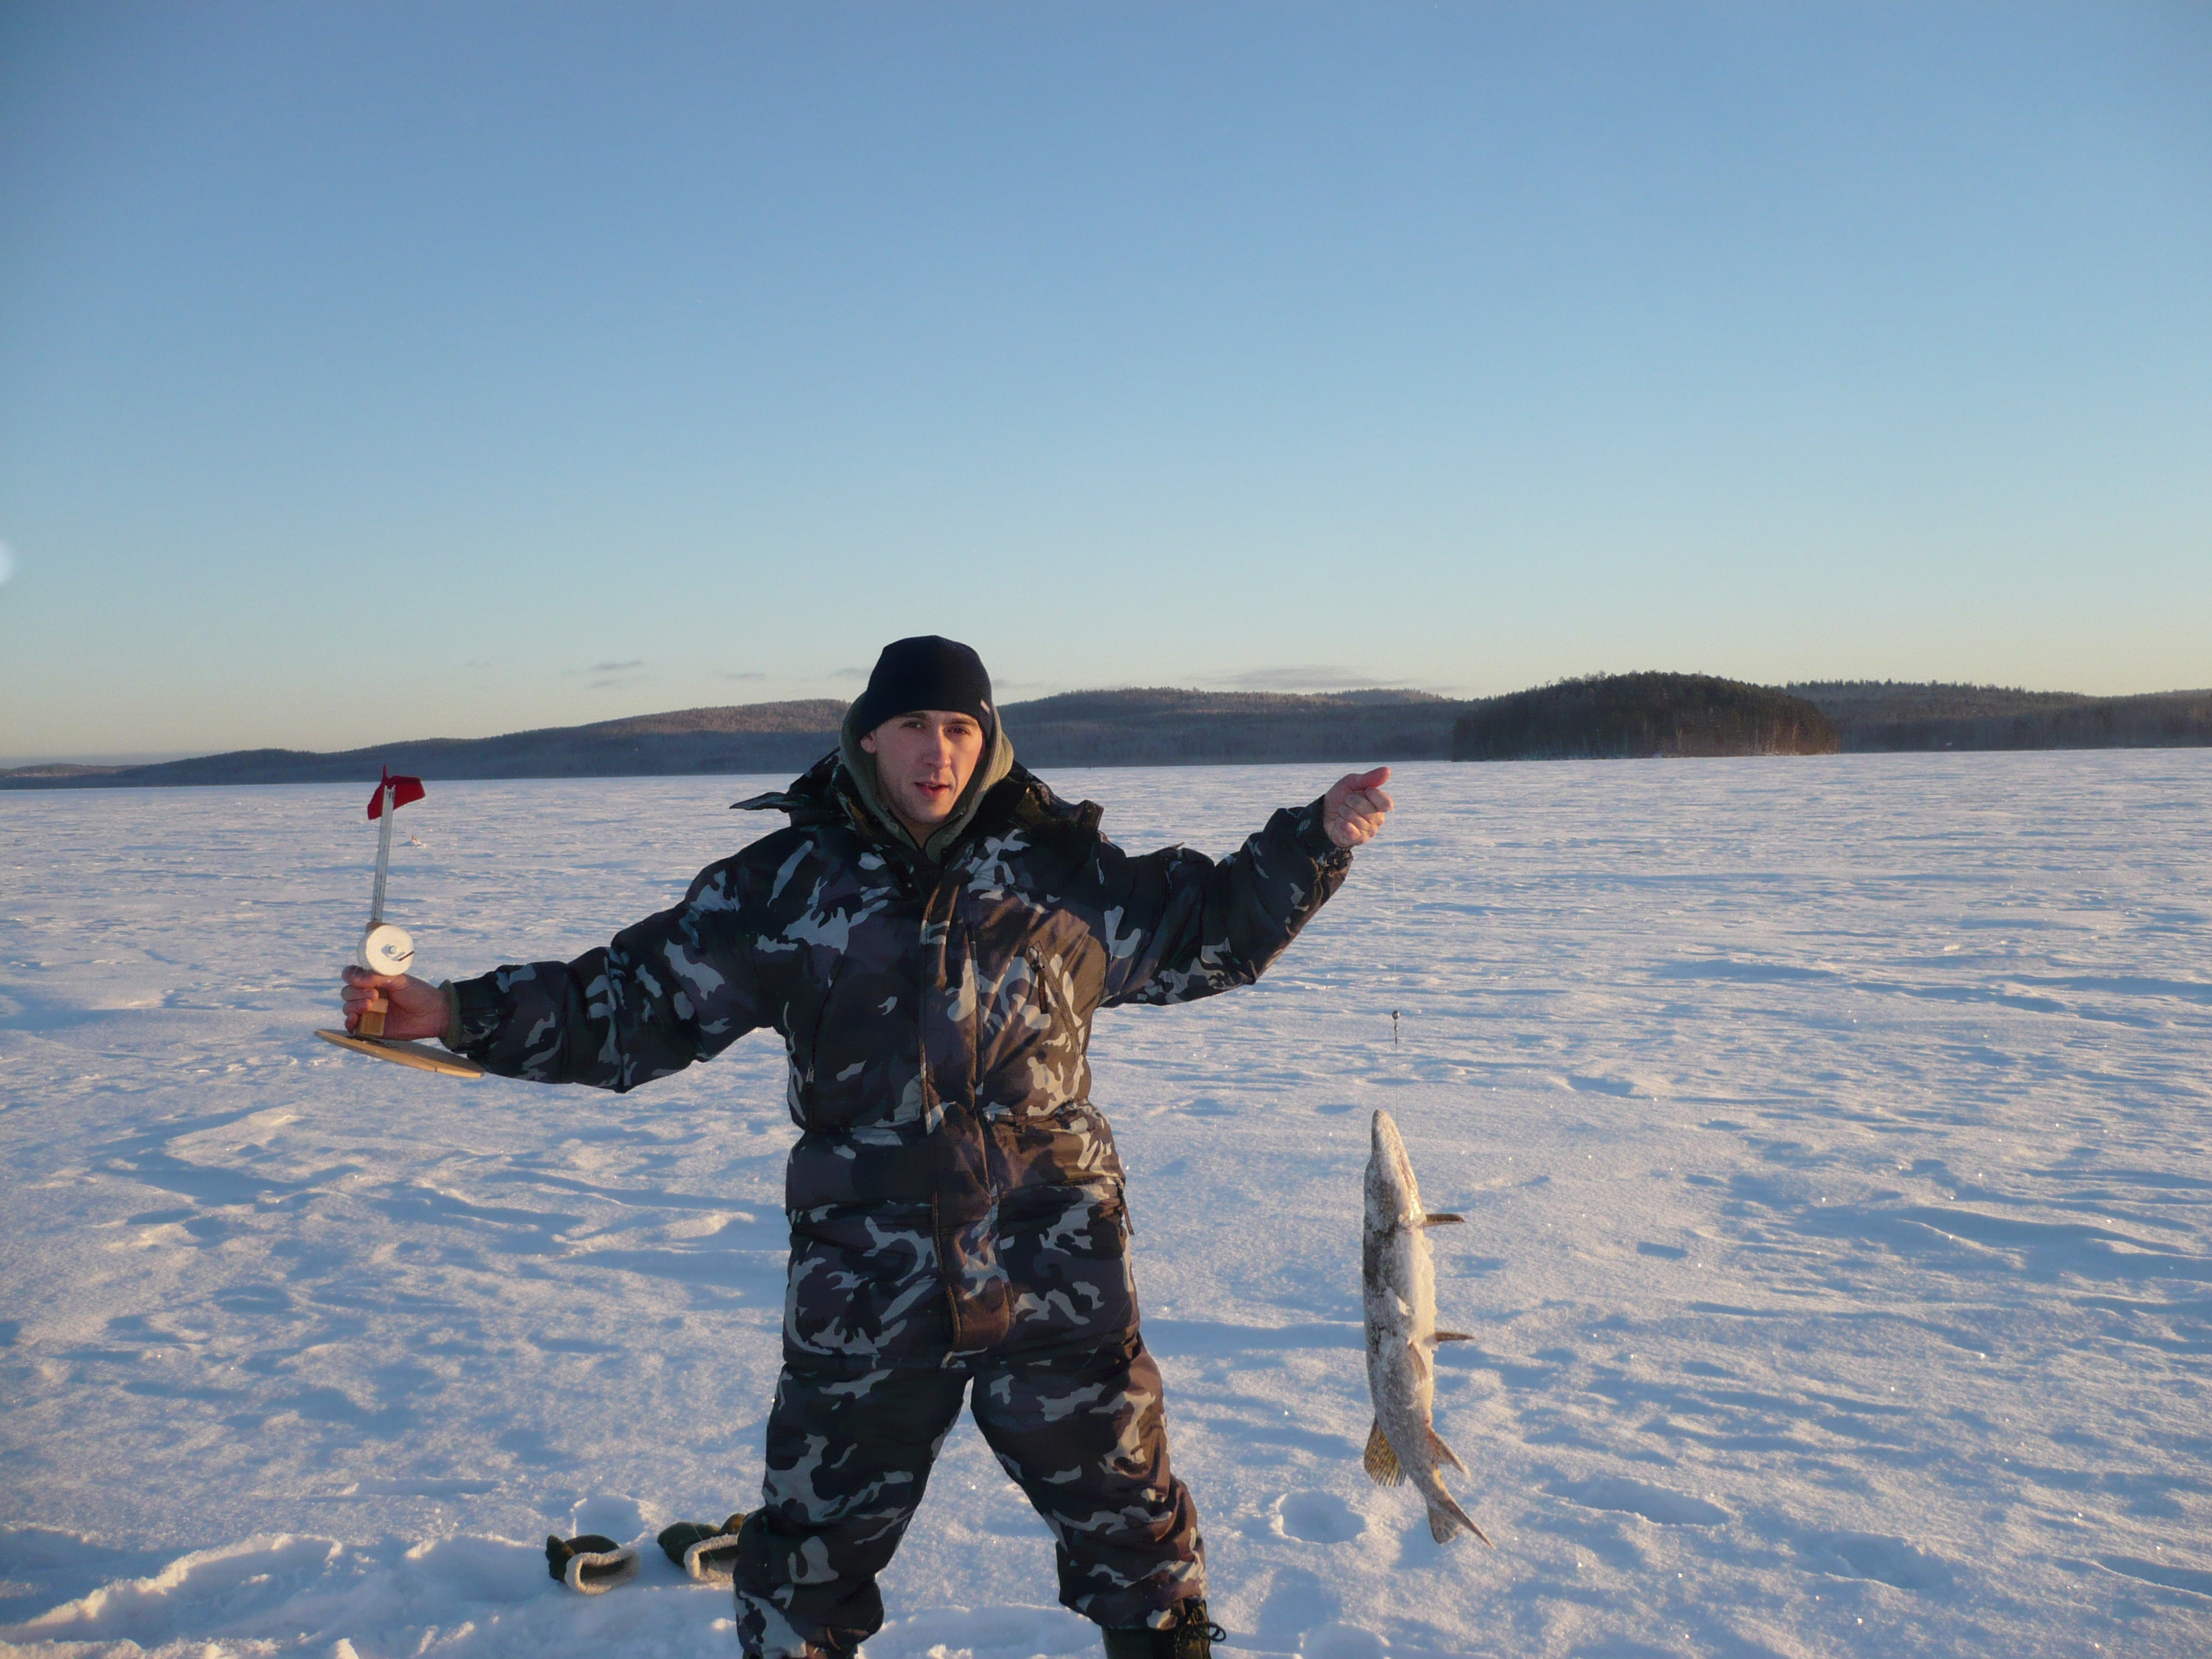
[449,755,1351,1363]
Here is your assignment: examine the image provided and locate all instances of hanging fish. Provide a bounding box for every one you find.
[1362,1108,1493,1546]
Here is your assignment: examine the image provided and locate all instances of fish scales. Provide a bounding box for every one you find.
[1361,1108,1493,1547]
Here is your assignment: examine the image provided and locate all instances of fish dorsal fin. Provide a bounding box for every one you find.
[1433,1329,1475,1344]
[1363,1419,1405,1487]
[1421,1212,1465,1227]
[1428,1426,1470,1476]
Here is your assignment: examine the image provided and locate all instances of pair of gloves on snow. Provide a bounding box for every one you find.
[543,1511,747,1593]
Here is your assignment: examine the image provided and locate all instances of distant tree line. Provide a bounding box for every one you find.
[0,689,1465,788]
[1451,674,1837,761]
[1788,682,2212,752]
[1784,680,2090,723]
[1010,688,1457,767]
[8,678,2207,790]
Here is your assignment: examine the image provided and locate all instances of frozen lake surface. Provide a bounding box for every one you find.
[2,753,2208,1658]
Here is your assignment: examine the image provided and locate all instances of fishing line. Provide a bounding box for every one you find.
[1374,777,1406,1075]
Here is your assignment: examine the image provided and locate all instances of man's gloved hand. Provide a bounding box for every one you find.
[341,967,449,1040]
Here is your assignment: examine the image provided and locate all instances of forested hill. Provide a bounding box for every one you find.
[6,679,2208,788]
[0,689,1461,788]
[1452,675,1835,760]
[1786,681,2212,752]
[1449,678,2212,760]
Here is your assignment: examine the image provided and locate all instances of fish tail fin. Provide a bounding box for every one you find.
[1429,1426,1470,1475]
[1421,1212,1465,1227]
[1363,1419,1405,1487]
[1433,1330,1475,1344]
[1427,1493,1496,1548]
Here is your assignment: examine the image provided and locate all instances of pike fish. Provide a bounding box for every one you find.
[1362,1108,1493,1546]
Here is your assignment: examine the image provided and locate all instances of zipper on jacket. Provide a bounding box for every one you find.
[793,956,848,1133]
[929,1192,965,1349]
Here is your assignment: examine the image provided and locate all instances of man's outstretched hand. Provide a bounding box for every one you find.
[341,966,449,1042]
[1323,765,1394,850]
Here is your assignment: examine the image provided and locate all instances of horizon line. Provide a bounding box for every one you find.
[14,674,2212,773]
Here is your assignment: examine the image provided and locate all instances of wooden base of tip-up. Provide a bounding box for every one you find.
[315,1029,485,1079]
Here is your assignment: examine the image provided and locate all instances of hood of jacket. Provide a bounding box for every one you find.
[835,703,1017,864]
[732,717,1043,863]
[734,747,1102,853]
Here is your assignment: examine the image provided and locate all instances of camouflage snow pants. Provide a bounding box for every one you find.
[732,1331,1204,1659]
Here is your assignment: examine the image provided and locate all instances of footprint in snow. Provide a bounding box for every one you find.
[1551,1475,1730,1527]
[1303,1624,1389,1659]
[1809,1532,1953,1590]
[2098,1555,2212,1599]
[1272,1491,1367,1544]
[1251,1565,1341,1644]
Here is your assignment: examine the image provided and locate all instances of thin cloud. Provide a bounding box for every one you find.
[829,666,869,680]
[559,658,649,691]
[0,539,14,586]
[725,670,768,682]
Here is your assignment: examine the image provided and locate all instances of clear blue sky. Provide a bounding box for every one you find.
[3,2,2207,763]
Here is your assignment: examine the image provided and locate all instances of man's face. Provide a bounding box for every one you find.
[860,709,986,835]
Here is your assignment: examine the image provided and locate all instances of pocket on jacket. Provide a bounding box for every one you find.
[783,1202,950,1362]
[996,1182,1138,1345]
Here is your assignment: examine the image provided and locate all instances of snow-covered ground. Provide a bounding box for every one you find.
[2,754,2208,1659]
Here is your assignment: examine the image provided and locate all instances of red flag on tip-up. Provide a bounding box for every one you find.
[367,767,426,819]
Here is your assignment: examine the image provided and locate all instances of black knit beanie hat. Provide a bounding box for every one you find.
[849,637,995,737]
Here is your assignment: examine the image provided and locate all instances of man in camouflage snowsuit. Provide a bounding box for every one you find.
[342,637,1394,1659]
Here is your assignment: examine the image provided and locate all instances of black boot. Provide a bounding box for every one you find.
[1101,1598,1224,1659]
[656,1511,749,1581]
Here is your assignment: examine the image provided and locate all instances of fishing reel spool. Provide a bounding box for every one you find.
[355,922,415,1035]
[359,922,415,977]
